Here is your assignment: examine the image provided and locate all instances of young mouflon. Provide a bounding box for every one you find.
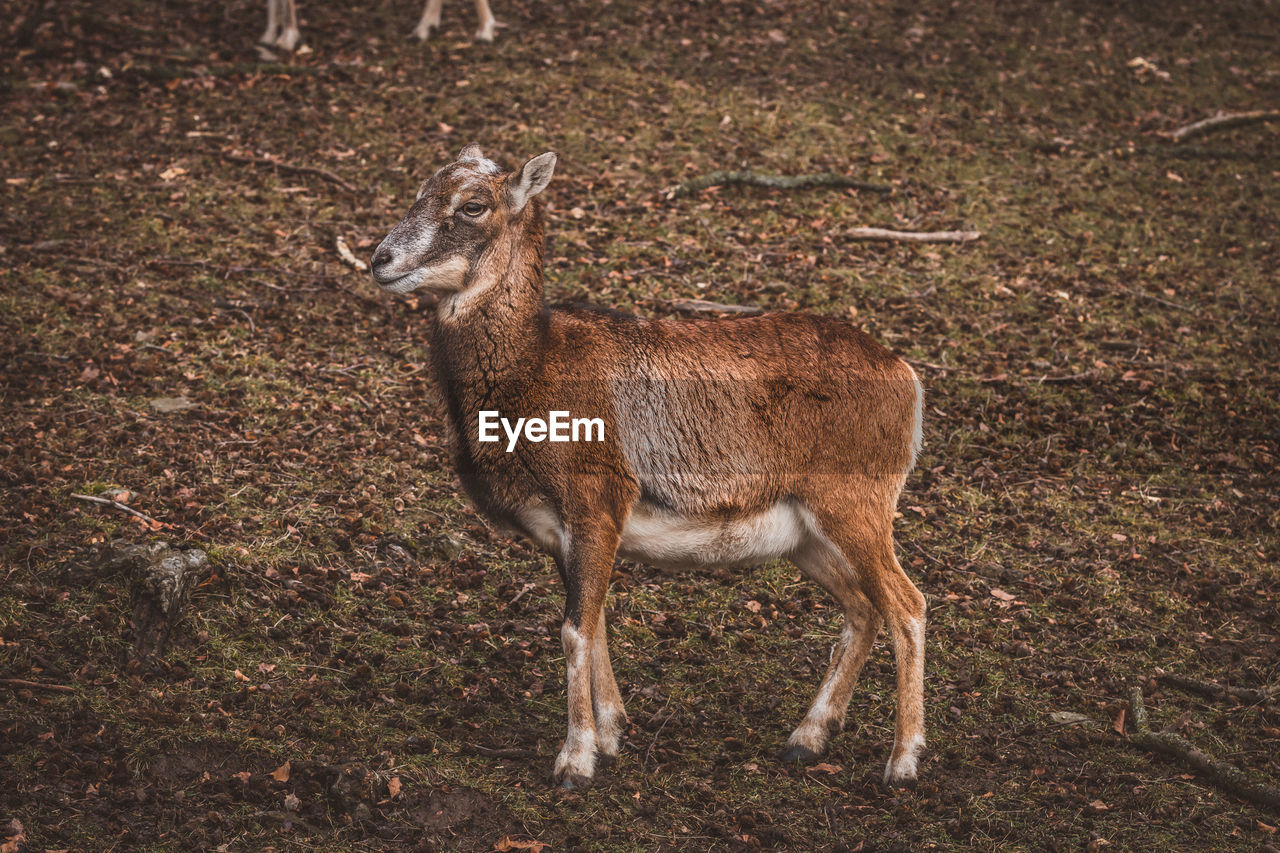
[370,145,928,790]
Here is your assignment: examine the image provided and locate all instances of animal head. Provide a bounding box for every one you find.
[370,144,557,296]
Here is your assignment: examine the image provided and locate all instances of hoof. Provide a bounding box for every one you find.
[595,752,617,770]
[779,744,822,764]
[883,755,921,788]
[882,771,918,790]
[556,772,593,791]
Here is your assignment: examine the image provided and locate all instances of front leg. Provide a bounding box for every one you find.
[552,522,619,790]
[412,0,445,41]
[591,601,626,764]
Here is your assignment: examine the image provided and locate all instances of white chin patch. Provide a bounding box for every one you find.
[380,256,468,295]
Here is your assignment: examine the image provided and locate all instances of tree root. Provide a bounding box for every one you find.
[103,541,210,662]
[665,170,892,200]
[1128,686,1280,813]
[1166,110,1280,143]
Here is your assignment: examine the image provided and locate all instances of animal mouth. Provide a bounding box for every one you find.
[373,269,421,292]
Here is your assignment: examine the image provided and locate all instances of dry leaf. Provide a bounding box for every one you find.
[271,761,291,782]
[234,668,251,683]
[990,588,1017,601]
[809,762,843,774]
[494,837,549,852]
[387,776,402,798]
[284,792,300,811]
[744,599,762,613]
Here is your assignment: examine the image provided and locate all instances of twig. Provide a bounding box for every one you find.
[1166,110,1280,143]
[214,301,257,334]
[0,678,75,694]
[71,493,163,529]
[460,743,535,759]
[1128,686,1280,813]
[846,227,982,243]
[224,153,359,193]
[666,170,892,200]
[1157,671,1279,706]
[665,298,762,315]
[1035,370,1095,384]
[508,582,538,607]
[335,235,369,272]
[1119,284,1193,313]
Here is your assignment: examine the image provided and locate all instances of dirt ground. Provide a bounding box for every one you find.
[2,0,1278,850]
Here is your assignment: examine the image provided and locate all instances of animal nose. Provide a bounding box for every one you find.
[371,245,395,271]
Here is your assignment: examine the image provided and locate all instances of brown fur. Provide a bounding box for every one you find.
[371,147,929,789]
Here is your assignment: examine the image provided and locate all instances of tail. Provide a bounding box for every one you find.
[906,364,924,473]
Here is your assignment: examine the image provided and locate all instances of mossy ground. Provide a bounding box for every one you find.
[2,0,1278,850]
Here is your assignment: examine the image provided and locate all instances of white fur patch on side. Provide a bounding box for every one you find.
[617,501,804,568]
[516,503,567,559]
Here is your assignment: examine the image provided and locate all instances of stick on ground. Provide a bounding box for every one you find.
[665,298,763,315]
[1157,671,1279,706]
[846,227,982,243]
[224,153,359,193]
[666,170,893,200]
[1167,110,1280,143]
[335,235,369,272]
[71,493,163,529]
[1128,686,1280,813]
[0,678,75,694]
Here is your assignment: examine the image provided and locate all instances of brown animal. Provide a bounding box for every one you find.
[370,145,928,790]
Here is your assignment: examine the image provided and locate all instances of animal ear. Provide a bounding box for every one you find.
[458,142,484,160]
[508,152,557,213]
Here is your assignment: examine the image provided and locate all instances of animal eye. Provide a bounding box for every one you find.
[460,202,487,217]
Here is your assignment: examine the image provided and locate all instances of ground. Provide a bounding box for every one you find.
[2,0,1279,850]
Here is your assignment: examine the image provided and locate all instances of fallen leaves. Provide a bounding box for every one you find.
[271,761,291,783]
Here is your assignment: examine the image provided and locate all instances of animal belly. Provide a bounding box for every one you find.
[617,501,805,568]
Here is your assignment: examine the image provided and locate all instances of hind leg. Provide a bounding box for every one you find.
[782,537,883,763]
[806,505,927,786]
[473,0,496,41]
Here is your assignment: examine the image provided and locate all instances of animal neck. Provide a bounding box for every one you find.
[430,202,548,382]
